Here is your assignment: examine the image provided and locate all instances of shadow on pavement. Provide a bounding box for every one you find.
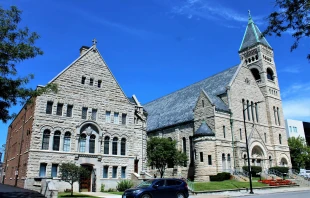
[0,192,45,198]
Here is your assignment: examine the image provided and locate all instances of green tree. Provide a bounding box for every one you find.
[263,0,310,60]
[59,163,90,196]
[288,137,310,170]
[0,6,57,123]
[147,137,188,178]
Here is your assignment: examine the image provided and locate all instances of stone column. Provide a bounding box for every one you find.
[49,134,53,150]
[86,136,90,153]
[75,136,79,152]
[60,134,64,151]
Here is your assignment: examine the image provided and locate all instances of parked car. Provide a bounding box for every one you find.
[122,178,189,198]
[299,169,310,180]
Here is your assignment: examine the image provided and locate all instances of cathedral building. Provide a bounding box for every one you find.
[3,13,291,191]
[144,14,291,181]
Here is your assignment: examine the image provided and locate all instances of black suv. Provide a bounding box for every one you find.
[122,178,189,198]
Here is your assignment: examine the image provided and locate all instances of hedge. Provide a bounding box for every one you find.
[269,166,289,174]
[242,166,262,177]
[210,172,231,181]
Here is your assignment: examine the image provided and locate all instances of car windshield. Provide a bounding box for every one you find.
[136,180,153,188]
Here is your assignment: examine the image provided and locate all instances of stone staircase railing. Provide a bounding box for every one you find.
[288,169,310,187]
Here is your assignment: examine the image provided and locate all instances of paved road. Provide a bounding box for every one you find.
[242,190,310,198]
[0,183,45,198]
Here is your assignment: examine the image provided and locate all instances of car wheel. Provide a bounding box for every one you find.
[177,193,185,198]
[141,194,152,198]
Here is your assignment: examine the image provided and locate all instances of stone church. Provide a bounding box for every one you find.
[144,14,291,181]
[3,13,291,191]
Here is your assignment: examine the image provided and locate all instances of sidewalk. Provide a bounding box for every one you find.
[80,186,310,198]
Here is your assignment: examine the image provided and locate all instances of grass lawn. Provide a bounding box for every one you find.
[193,180,267,191]
[104,191,124,195]
[58,192,99,198]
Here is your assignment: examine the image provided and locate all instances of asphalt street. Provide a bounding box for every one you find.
[0,183,45,198]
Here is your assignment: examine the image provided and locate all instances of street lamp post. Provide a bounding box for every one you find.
[242,101,263,194]
[242,102,254,194]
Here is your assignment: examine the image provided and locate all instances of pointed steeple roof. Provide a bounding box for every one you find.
[239,11,272,52]
[194,121,215,137]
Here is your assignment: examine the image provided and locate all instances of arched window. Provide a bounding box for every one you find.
[79,134,86,153]
[251,101,255,122]
[269,156,272,168]
[273,106,278,125]
[255,103,259,122]
[242,99,246,120]
[89,134,96,153]
[243,154,247,166]
[112,137,118,155]
[63,132,71,152]
[182,137,186,153]
[277,107,281,125]
[251,68,261,81]
[42,130,50,150]
[267,68,274,81]
[227,154,231,170]
[222,153,226,172]
[121,138,126,155]
[279,134,282,144]
[182,137,187,167]
[247,100,250,121]
[104,136,110,154]
[53,131,61,151]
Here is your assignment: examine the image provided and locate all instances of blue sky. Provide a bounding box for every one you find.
[0,0,309,156]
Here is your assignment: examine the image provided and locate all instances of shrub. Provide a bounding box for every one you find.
[210,172,231,181]
[269,166,289,174]
[116,179,134,191]
[100,184,105,192]
[107,188,116,192]
[242,166,262,177]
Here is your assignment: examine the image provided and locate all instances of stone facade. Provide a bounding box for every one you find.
[144,16,291,181]
[3,44,147,192]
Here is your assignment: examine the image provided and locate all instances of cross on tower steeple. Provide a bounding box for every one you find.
[92,38,97,46]
[248,10,252,19]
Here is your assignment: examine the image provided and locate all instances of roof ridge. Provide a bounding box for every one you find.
[144,64,239,105]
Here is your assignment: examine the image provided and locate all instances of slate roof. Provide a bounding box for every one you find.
[239,15,271,52]
[195,121,215,137]
[144,65,239,132]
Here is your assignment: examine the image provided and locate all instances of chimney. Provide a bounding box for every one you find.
[79,46,90,56]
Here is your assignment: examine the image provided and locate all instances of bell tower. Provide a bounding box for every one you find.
[238,11,290,166]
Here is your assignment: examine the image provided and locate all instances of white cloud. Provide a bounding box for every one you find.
[281,83,310,98]
[171,0,263,25]
[281,82,310,122]
[283,98,310,122]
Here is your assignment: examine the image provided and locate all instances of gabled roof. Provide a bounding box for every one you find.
[45,42,131,104]
[144,65,239,132]
[194,121,215,137]
[239,12,271,52]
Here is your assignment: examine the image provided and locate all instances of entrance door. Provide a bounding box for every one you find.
[134,159,139,173]
[80,165,93,192]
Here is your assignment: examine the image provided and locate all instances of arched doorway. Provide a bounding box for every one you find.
[280,158,288,167]
[251,145,264,167]
[80,164,94,192]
